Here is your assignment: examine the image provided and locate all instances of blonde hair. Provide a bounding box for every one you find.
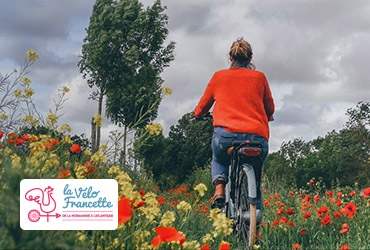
[229,37,255,69]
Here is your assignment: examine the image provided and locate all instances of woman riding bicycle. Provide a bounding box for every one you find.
[193,37,275,209]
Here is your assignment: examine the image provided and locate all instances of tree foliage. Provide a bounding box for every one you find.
[79,0,175,129]
[264,101,370,188]
[135,113,214,188]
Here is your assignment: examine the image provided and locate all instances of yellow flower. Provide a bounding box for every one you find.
[182,240,200,250]
[90,151,107,164]
[194,183,208,197]
[46,113,58,126]
[13,89,23,98]
[10,154,21,168]
[61,135,73,144]
[74,163,86,179]
[176,201,191,212]
[145,122,163,135]
[21,77,32,86]
[209,208,233,237]
[160,211,176,227]
[58,123,72,134]
[112,238,120,248]
[21,115,40,127]
[161,86,172,96]
[108,166,121,175]
[0,113,8,120]
[201,234,214,244]
[139,192,160,222]
[26,50,39,60]
[25,88,35,97]
[60,86,70,93]
[93,114,102,127]
[134,230,151,249]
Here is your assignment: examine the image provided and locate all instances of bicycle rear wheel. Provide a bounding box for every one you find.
[236,165,257,248]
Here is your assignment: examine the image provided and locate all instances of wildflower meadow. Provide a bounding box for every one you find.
[1,51,370,250]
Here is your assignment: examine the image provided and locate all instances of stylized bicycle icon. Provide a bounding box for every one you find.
[28,209,61,222]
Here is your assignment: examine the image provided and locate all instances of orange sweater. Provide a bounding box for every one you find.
[194,68,275,140]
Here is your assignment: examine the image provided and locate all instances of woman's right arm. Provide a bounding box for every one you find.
[194,73,217,118]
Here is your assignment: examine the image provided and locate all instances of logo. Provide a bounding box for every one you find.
[20,179,118,230]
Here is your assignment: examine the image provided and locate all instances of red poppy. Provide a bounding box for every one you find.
[134,200,145,209]
[287,221,295,227]
[157,197,165,205]
[341,202,357,218]
[20,134,29,140]
[263,201,271,207]
[50,138,60,145]
[139,190,145,197]
[8,133,18,139]
[325,190,333,197]
[363,187,370,198]
[334,211,342,218]
[339,223,350,233]
[0,131,4,139]
[303,212,311,218]
[279,203,285,208]
[16,139,25,145]
[337,192,343,198]
[349,192,356,196]
[7,139,16,144]
[271,219,280,226]
[309,179,314,185]
[88,167,96,175]
[336,199,342,207]
[318,205,328,214]
[314,194,320,202]
[300,229,306,235]
[339,244,349,250]
[118,196,132,224]
[302,195,310,203]
[201,243,211,250]
[70,144,82,152]
[151,227,186,248]
[292,243,301,250]
[319,215,331,226]
[276,208,284,215]
[58,167,71,179]
[263,190,268,193]
[286,208,294,216]
[273,194,278,199]
[268,196,272,200]
[289,192,295,195]
[279,216,288,223]
[298,194,302,198]
[219,242,231,250]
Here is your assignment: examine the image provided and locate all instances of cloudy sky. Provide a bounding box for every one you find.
[1,0,369,151]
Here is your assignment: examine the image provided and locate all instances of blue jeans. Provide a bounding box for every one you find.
[211,127,269,210]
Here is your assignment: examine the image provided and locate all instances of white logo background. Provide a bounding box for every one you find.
[20,179,118,230]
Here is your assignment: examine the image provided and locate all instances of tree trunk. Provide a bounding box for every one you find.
[122,125,127,167]
[91,117,96,153]
[96,91,104,150]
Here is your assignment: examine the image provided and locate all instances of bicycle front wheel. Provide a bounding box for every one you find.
[236,164,257,248]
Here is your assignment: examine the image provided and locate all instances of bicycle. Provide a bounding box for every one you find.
[192,112,264,248]
[224,139,264,248]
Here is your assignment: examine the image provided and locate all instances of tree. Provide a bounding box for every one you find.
[134,112,214,188]
[78,0,175,156]
[264,101,370,188]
